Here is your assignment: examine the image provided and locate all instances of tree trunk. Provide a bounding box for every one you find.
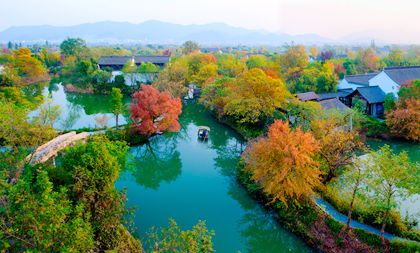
[324,168,336,184]
[346,186,358,230]
[116,114,119,130]
[381,210,388,247]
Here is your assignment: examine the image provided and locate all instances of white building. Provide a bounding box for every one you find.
[337,72,378,90]
[368,66,420,97]
[338,66,420,98]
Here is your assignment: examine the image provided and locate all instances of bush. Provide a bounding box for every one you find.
[363,115,388,137]
[390,239,420,253]
[325,217,344,235]
[353,228,382,248]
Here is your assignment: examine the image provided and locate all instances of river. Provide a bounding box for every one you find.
[116,102,312,252]
[28,82,418,251]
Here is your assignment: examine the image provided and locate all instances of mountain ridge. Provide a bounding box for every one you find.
[0,20,335,45]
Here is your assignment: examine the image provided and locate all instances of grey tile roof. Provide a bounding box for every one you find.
[353,86,386,104]
[345,72,378,86]
[98,56,170,65]
[319,98,350,112]
[296,92,320,102]
[383,66,420,85]
[318,90,352,101]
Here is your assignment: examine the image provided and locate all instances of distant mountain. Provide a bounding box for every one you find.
[0,20,335,45]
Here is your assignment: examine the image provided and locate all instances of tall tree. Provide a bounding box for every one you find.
[154,59,189,98]
[130,85,182,136]
[357,48,379,72]
[344,159,368,231]
[60,38,87,57]
[13,48,47,81]
[386,98,420,141]
[366,145,419,246]
[111,88,124,130]
[386,80,420,141]
[224,68,290,124]
[182,40,200,55]
[311,115,365,183]
[243,120,322,205]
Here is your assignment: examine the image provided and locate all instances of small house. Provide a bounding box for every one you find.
[347,86,386,117]
[319,98,350,112]
[296,92,320,102]
[98,55,170,71]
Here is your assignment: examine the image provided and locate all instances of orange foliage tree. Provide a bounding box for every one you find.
[130,85,182,136]
[242,120,322,205]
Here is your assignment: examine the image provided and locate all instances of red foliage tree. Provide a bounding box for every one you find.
[130,85,182,136]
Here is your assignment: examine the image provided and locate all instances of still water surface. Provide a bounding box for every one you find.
[29,82,418,250]
[116,102,312,252]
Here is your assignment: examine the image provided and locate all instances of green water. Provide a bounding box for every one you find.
[27,82,131,130]
[116,102,312,253]
[27,83,419,248]
[366,138,420,163]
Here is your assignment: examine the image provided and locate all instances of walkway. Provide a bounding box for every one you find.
[315,197,396,240]
[25,131,92,165]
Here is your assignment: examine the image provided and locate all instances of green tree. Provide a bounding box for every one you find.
[366,145,419,246]
[111,88,124,130]
[58,136,141,251]
[351,96,366,114]
[0,165,95,252]
[182,40,200,55]
[138,62,159,73]
[384,93,396,112]
[344,159,369,231]
[60,37,87,57]
[146,219,215,253]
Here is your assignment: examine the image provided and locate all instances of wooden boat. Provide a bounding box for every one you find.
[197,126,210,140]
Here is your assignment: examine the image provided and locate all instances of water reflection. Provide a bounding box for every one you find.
[59,104,82,130]
[127,136,182,190]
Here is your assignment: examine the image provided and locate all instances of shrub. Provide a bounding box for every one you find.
[390,239,420,253]
[325,217,344,235]
[353,228,382,248]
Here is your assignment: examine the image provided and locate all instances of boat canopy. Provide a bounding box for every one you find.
[197,126,211,131]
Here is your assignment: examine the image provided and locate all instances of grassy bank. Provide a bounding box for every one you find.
[321,185,420,242]
[236,161,420,253]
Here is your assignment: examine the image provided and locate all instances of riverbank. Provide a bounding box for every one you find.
[236,161,386,253]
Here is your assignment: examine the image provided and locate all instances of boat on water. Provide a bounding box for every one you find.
[197,126,210,140]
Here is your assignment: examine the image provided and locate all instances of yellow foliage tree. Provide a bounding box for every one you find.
[243,120,322,205]
[311,113,365,182]
[224,68,290,124]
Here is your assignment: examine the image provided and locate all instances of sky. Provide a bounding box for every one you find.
[1,0,420,43]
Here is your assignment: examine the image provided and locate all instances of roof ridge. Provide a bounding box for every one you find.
[384,65,420,70]
[346,72,378,77]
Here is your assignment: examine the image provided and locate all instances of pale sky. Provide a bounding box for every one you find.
[1,0,420,43]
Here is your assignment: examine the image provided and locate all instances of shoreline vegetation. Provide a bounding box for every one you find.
[1,38,419,252]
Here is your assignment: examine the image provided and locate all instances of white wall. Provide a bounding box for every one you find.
[337,78,363,90]
[369,72,399,97]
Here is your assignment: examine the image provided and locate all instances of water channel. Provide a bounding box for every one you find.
[29,81,419,252]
